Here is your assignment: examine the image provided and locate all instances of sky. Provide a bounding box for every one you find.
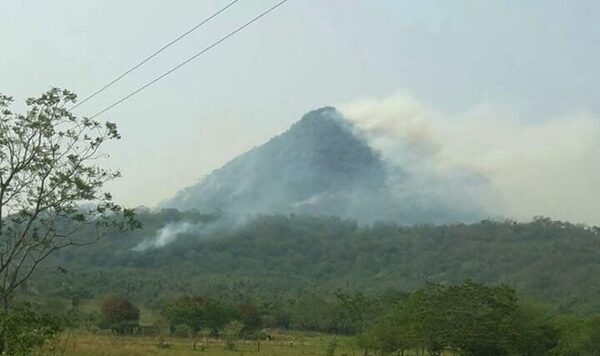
[1,1,599,223]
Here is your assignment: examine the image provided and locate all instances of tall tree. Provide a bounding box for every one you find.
[0,88,137,309]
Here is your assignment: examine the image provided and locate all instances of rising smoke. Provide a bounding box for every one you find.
[138,94,600,250]
[132,213,249,252]
[133,222,198,251]
[340,93,600,225]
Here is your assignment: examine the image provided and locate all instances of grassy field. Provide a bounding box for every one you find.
[39,330,359,356]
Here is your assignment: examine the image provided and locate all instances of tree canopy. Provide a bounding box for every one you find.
[30,213,600,314]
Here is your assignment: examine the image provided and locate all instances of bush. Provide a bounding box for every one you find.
[163,296,239,335]
[0,304,63,355]
[173,323,193,338]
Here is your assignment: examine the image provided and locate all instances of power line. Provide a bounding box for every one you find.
[89,0,289,119]
[70,0,242,112]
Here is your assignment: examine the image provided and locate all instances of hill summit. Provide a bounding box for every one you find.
[164,107,483,223]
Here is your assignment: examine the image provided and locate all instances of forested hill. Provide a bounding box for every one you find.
[162,107,485,224]
[32,211,600,313]
[164,107,388,220]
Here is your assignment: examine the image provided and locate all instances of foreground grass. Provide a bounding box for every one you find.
[40,330,358,356]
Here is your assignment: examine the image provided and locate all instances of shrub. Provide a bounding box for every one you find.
[173,323,193,338]
[0,304,63,355]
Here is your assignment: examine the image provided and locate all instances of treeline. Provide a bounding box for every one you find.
[66,281,600,355]
[30,211,600,314]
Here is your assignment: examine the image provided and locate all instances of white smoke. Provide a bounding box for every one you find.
[133,222,198,251]
[340,93,600,225]
[132,214,252,251]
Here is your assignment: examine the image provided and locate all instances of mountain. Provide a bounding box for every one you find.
[163,107,483,223]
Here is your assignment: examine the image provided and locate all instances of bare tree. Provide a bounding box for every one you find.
[0,88,137,309]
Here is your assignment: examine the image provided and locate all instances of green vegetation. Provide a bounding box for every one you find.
[3,90,600,354]
[0,89,137,354]
[1,208,598,354]
[43,330,357,356]
[16,209,600,354]
[16,280,600,355]
[358,281,557,355]
[0,304,62,355]
[29,212,600,314]
[163,296,240,336]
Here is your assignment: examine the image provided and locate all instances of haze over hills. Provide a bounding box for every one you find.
[164,107,486,224]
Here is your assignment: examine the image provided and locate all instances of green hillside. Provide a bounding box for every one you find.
[30,211,600,314]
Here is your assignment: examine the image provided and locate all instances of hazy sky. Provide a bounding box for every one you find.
[1,1,599,221]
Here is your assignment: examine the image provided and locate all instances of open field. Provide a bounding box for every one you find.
[39,330,358,356]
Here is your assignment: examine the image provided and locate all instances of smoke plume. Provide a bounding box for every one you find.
[133,222,198,251]
[340,93,600,225]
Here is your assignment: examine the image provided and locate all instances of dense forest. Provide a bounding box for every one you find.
[27,209,600,315]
